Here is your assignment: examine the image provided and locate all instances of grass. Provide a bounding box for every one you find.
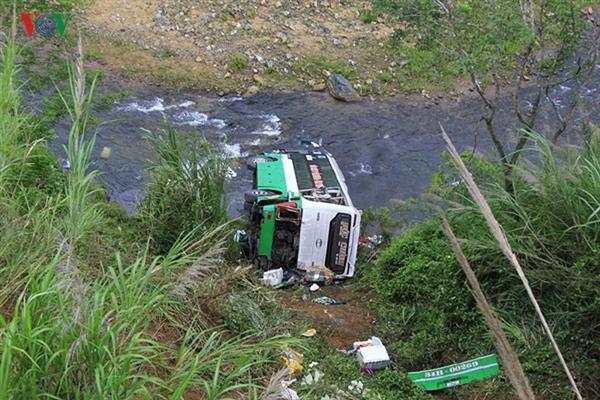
[373,0,595,93]
[228,52,248,71]
[361,127,600,398]
[139,126,228,254]
[0,18,304,399]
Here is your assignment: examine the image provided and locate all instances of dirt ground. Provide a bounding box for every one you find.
[278,284,376,349]
[79,0,403,94]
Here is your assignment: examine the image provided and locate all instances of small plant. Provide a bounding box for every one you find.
[228,52,247,71]
[379,72,392,82]
[360,10,378,24]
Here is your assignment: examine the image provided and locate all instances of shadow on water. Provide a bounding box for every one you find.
[47,73,599,215]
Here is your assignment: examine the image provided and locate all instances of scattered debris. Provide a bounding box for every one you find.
[345,337,390,370]
[281,348,304,377]
[358,235,383,249]
[407,354,500,391]
[313,296,346,305]
[304,265,334,285]
[309,283,320,292]
[261,369,299,400]
[261,268,284,286]
[301,369,324,385]
[302,328,317,337]
[362,368,374,377]
[100,146,112,159]
[348,379,369,396]
[275,272,299,289]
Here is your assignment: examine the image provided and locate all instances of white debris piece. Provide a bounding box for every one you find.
[260,268,283,286]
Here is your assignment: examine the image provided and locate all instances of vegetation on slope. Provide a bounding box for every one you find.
[362,129,600,398]
[0,19,301,399]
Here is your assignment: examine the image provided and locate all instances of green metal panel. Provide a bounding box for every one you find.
[256,153,287,195]
[258,204,276,259]
[407,354,499,391]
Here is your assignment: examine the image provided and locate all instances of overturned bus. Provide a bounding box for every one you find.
[243,147,361,279]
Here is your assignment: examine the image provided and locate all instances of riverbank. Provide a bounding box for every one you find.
[78,0,410,96]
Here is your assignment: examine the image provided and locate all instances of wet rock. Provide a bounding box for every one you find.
[326,73,359,101]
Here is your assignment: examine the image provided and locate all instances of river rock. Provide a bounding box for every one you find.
[245,85,259,96]
[326,73,359,101]
[312,82,326,91]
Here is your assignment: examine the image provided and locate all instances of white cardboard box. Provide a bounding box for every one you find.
[356,337,390,370]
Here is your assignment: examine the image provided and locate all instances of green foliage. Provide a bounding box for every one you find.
[293,56,356,80]
[366,222,488,368]
[139,126,228,254]
[224,288,293,337]
[365,130,600,397]
[374,0,593,91]
[228,52,248,71]
[0,19,301,399]
[379,72,392,82]
[298,340,432,399]
[360,9,379,24]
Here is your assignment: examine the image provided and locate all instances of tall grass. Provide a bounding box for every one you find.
[58,36,103,247]
[0,7,29,189]
[0,16,298,399]
[140,125,228,253]
[369,126,600,397]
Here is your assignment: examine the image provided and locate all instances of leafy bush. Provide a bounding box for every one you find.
[139,126,228,254]
[373,0,593,90]
[363,129,600,397]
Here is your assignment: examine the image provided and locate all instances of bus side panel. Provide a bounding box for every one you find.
[257,204,276,259]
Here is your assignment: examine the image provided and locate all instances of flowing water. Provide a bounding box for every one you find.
[48,75,599,214]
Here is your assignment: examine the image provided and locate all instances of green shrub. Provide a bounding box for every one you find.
[374,0,592,90]
[228,52,247,71]
[139,126,228,254]
[364,130,600,397]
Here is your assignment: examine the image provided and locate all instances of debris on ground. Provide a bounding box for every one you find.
[304,265,335,285]
[358,235,384,249]
[300,368,324,386]
[261,369,299,400]
[281,347,304,377]
[278,285,375,349]
[407,354,500,391]
[348,379,369,396]
[343,337,390,370]
[261,268,283,286]
[302,328,317,338]
[100,146,112,159]
[313,296,347,305]
[275,270,300,289]
[309,283,320,292]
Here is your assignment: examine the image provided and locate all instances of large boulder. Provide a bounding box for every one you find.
[326,73,359,101]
